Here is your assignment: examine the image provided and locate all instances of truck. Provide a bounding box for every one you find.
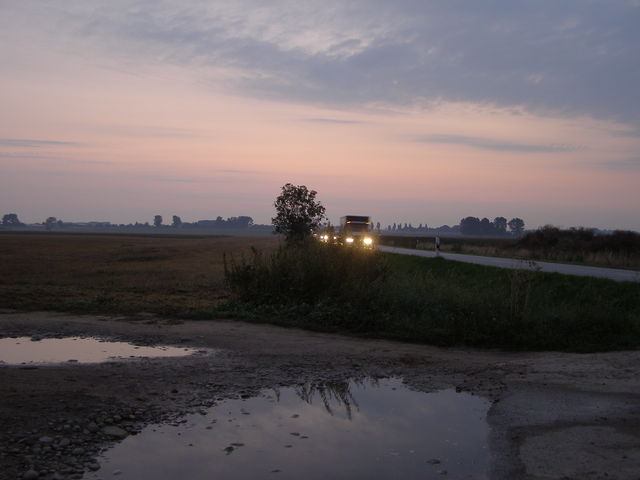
[338,215,375,247]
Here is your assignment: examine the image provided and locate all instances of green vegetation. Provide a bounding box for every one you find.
[380,227,640,269]
[2,232,638,352]
[225,241,640,352]
[272,183,326,242]
[510,227,640,268]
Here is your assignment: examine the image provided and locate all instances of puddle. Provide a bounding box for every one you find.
[88,378,490,479]
[0,337,204,365]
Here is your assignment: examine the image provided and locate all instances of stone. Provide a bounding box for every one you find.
[87,422,99,433]
[101,426,128,439]
[87,462,101,471]
[39,436,54,444]
[22,470,39,480]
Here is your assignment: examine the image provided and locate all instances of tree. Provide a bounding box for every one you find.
[172,215,182,228]
[508,218,525,236]
[493,216,507,234]
[154,215,163,227]
[45,217,57,230]
[272,183,326,242]
[2,213,23,226]
[460,216,481,235]
[479,217,493,235]
[236,216,254,229]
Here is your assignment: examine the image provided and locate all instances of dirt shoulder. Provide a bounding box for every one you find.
[1,311,639,480]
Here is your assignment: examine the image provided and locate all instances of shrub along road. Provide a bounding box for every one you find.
[378,245,640,282]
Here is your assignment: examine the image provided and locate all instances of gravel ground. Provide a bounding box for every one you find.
[1,311,639,480]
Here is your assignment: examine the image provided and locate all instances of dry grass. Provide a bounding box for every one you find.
[0,232,280,315]
[395,236,640,269]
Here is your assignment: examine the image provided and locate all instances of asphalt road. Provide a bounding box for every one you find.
[378,245,640,282]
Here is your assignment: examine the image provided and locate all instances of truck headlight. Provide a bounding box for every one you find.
[345,237,354,243]
[363,237,373,245]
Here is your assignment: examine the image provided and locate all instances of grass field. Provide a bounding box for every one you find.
[0,232,279,316]
[225,241,640,352]
[379,232,640,270]
[2,232,638,351]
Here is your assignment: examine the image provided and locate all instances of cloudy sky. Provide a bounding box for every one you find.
[1,0,639,229]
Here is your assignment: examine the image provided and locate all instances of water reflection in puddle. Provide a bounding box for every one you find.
[0,337,203,364]
[89,378,489,479]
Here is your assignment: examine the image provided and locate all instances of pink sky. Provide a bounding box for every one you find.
[1,2,639,230]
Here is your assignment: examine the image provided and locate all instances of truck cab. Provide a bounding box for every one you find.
[339,215,375,247]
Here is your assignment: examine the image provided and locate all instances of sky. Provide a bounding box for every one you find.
[1,0,639,230]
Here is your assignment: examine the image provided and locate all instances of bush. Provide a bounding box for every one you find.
[223,242,640,351]
[224,241,389,330]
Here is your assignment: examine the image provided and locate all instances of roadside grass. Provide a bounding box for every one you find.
[2,232,638,352]
[225,242,640,352]
[0,232,279,316]
[380,232,640,269]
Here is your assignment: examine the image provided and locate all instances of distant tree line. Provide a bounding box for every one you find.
[459,216,525,237]
[0,212,271,232]
[151,215,259,230]
[384,223,460,234]
[381,216,525,237]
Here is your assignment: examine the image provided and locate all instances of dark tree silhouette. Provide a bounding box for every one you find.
[45,217,57,230]
[153,215,163,227]
[235,216,254,228]
[460,216,481,235]
[508,218,525,236]
[172,215,182,228]
[480,217,493,235]
[2,213,23,226]
[493,216,507,233]
[272,183,326,242]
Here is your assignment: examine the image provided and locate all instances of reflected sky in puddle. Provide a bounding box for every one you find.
[0,337,202,364]
[88,378,489,479]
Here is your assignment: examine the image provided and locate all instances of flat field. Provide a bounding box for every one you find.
[0,232,279,316]
[2,232,638,351]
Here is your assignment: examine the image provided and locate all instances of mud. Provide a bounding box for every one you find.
[1,311,639,480]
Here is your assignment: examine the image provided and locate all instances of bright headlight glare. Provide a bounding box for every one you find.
[363,237,373,245]
[345,237,354,243]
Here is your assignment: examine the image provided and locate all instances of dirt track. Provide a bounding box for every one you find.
[1,311,639,480]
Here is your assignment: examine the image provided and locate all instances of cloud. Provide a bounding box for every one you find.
[216,169,263,174]
[590,158,640,170]
[302,118,364,124]
[414,134,579,153]
[0,138,81,148]
[0,151,116,165]
[0,152,64,159]
[612,127,640,138]
[98,125,203,138]
[4,1,640,126]
[149,169,265,183]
